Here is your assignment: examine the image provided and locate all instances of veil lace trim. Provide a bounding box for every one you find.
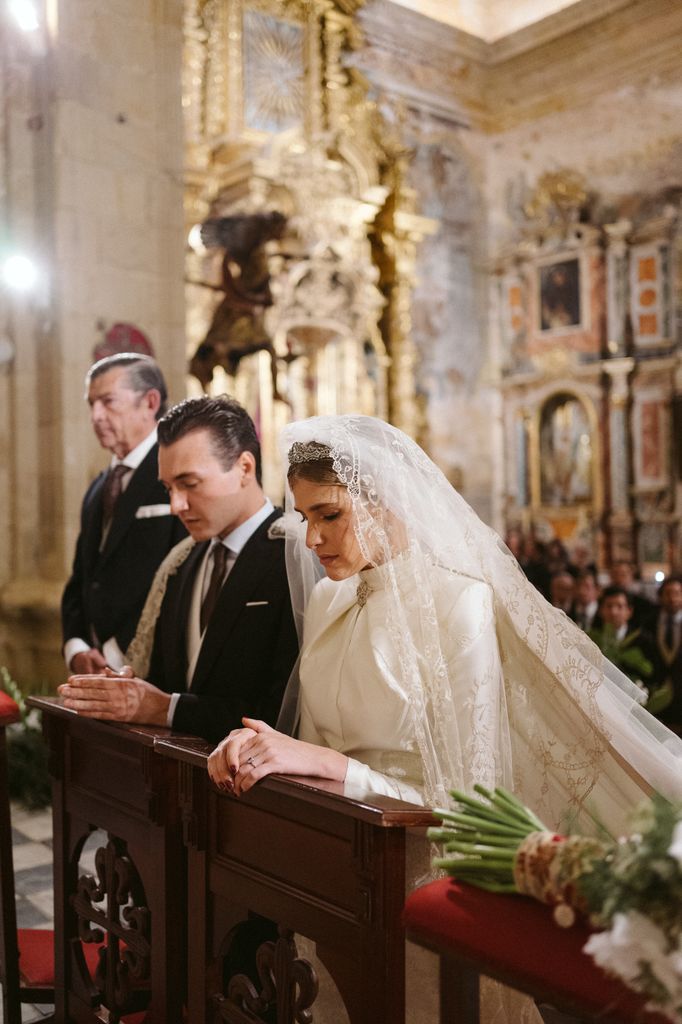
[126,536,196,679]
[279,414,682,833]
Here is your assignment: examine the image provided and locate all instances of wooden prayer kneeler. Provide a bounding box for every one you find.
[1,692,148,1024]
[403,877,671,1024]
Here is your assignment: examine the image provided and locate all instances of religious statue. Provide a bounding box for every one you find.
[189,211,288,400]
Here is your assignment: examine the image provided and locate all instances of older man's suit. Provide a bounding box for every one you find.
[61,445,186,657]
[146,509,298,743]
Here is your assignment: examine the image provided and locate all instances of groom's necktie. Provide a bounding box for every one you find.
[101,464,129,530]
[200,543,232,634]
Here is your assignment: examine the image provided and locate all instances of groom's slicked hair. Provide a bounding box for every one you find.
[158,394,262,484]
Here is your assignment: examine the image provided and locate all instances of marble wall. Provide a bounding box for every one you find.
[358,0,682,528]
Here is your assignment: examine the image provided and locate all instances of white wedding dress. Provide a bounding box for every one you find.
[295,557,682,1024]
[298,557,678,836]
[299,557,506,808]
[280,413,682,1024]
[295,562,539,1024]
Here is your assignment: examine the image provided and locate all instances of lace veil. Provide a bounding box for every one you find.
[279,414,682,834]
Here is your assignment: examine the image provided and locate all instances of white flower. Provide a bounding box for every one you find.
[584,912,668,987]
[668,821,682,868]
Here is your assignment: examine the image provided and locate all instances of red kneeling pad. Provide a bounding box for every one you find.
[18,928,102,987]
[404,878,670,1024]
[0,691,21,727]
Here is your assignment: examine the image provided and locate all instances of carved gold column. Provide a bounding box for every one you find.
[373,176,436,439]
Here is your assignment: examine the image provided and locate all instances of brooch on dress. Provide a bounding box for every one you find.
[356,579,370,608]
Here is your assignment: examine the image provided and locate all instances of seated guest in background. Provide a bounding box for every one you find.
[520,537,550,598]
[60,396,298,742]
[549,569,574,614]
[61,353,187,675]
[569,570,601,632]
[545,538,571,577]
[589,585,655,695]
[608,559,656,630]
[651,575,682,734]
[566,539,598,579]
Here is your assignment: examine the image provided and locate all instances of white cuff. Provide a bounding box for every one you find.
[166,693,181,727]
[102,636,126,671]
[344,757,424,805]
[64,638,91,671]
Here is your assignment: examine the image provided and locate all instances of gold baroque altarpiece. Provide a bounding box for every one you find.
[182,0,433,494]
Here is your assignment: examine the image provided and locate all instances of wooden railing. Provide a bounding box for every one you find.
[31,697,433,1024]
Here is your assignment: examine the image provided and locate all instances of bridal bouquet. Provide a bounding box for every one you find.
[429,786,682,1022]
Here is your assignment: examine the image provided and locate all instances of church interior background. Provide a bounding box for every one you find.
[0,0,681,684]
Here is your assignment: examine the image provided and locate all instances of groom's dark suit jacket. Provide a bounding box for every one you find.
[146,509,298,743]
[61,445,187,656]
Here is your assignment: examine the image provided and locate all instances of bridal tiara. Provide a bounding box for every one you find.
[287,441,333,465]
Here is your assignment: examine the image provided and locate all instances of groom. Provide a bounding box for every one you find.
[60,395,298,742]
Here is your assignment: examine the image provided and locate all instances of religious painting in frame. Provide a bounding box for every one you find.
[538,256,581,333]
[537,391,594,507]
[526,243,602,357]
[632,392,668,490]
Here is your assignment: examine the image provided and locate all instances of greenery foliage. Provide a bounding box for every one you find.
[1,666,51,810]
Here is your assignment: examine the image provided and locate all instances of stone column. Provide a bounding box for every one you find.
[0,0,187,684]
[603,357,635,563]
[604,220,632,357]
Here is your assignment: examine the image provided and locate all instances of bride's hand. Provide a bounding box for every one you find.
[207,724,257,790]
[209,717,348,796]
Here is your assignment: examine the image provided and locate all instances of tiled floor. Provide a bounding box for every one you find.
[5,804,105,1023]
[5,803,55,1022]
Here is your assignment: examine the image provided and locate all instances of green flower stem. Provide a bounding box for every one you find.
[491,789,546,831]
[441,841,516,859]
[430,831,520,847]
[434,810,530,837]
[440,856,517,870]
[432,862,518,892]
[446,790,519,826]
[450,788,528,829]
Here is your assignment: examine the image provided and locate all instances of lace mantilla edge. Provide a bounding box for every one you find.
[125,536,195,678]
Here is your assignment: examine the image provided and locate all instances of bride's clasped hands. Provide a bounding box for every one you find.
[207,716,348,795]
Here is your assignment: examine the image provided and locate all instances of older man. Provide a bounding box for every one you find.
[61,353,186,675]
[60,395,298,742]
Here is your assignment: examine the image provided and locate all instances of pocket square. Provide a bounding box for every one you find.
[135,504,172,519]
[245,600,269,607]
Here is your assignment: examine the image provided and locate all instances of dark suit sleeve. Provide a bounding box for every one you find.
[171,594,298,744]
[61,477,102,646]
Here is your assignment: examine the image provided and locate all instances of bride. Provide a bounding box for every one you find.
[208,413,682,834]
[208,413,682,1024]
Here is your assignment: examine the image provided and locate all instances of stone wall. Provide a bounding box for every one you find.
[0,0,187,685]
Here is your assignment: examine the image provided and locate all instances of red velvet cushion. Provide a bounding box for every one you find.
[17,928,101,987]
[403,878,670,1024]
[0,690,20,727]
[18,931,147,1021]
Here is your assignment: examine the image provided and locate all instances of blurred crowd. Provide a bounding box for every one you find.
[504,530,682,734]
